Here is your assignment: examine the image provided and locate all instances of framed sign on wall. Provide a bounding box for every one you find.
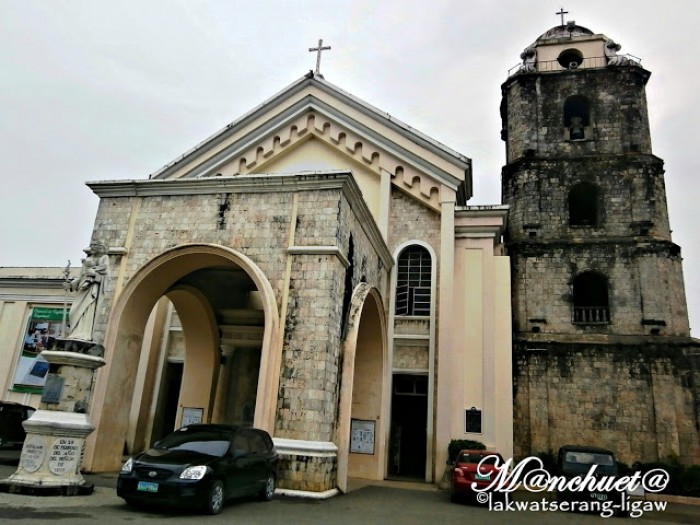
[350,419,375,455]
[182,407,203,426]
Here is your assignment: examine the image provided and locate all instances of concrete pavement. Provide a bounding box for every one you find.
[1,454,700,524]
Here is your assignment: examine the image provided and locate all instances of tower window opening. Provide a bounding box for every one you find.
[568,182,600,226]
[557,48,584,69]
[572,271,610,324]
[564,96,591,140]
[395,246,432,316]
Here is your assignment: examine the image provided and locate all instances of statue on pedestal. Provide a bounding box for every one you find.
[1,240,110,496]
[605,39,629,67]
[520,45,537,73]
[63,240,109,344]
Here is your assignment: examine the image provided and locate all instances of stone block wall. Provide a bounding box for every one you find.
[510,243,689,336]
[502,157,671,242]
[387,188,441,257]
[393,343,429,370]
[275,188,389,446]
[277,454,337,493]
[513,343,700,465]
[502,67,652,163]
[386,188,441,366]
[90,191,294,344]
[87,174,392,492]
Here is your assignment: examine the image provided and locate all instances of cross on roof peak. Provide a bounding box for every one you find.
[556,8,569,26]
[309,38,331,75]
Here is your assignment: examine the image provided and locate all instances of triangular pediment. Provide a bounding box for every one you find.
[151,73,472,212]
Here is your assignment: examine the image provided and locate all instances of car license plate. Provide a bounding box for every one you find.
[475,472,491,480]
[137,481,159,492]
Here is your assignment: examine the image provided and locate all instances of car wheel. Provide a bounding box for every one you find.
[450,492,462,504]
[205,480,225,515]
[259,473,276,501]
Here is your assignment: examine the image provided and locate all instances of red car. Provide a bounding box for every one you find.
[451,449,507,503]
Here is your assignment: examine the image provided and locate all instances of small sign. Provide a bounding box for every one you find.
[350,419,375,455]
[48,438,79,476]
[182,407,203,426]
[41,374,64,404]
[465,407,482,433]
[21,435,46,473]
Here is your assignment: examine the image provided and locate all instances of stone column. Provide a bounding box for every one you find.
[211,345,235,423]
[0,349,105,495]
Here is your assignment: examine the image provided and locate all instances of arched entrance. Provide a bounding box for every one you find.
[83,244,280,472]
[336,284,388,492]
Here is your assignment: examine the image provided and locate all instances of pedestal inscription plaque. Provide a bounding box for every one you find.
[21,435,46,473]
[48,438,79,476]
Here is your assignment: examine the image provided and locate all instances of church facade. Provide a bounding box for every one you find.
[0,20,698,496]
[0,72,512,495]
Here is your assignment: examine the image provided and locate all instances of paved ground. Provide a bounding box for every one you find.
[1,452,700,524]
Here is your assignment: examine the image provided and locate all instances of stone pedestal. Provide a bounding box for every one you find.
[274,438,339,498]
[0,347,105,495]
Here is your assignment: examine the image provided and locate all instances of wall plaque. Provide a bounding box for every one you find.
[350,419,375,455]
[41,374,64,404]
[21,435,46,473]
[48,437,79,476]
[465,407,482,433]
[182,407,203,426]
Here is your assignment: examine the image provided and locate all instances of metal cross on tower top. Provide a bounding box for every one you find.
[556,8,569,26]
[309,38,331,75]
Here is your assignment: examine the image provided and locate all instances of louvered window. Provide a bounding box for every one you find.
[395,246,432,316]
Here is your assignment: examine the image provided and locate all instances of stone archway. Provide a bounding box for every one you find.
[166,285,219,428]
[336,283,388,492]
[83,244,280,472]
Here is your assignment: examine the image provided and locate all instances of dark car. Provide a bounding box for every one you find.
[0,402,35,449]
[117,424,278,514]
[556,444,626,516]
[451,449,508,503]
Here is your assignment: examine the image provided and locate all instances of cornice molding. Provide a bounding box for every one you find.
[287,246,350,268]
[0,295,67,302]
[150,74,470,191]
[454,205,508,239]
[89,170,353,198]
[88,172,394,271]
[157,98,460,211]
[0,279,65,289]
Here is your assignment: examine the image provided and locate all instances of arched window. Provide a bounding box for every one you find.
[572,271,610,324]
[395,246,432,316]
[557,48,584,69]
[563,95,591,140]
[568,182,600,226]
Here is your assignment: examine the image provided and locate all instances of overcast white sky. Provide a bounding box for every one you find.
[1,0,698,332]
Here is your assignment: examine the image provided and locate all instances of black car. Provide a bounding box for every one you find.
[117,424,278,514]
[0,402,35,449]
[556,444,626,516]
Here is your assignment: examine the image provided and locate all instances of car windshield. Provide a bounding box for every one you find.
[564,451,614,466]
[460,453,502,465]
[155,430,230,457]
[562,451,617,475]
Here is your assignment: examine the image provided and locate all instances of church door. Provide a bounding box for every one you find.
[388,373,427,478]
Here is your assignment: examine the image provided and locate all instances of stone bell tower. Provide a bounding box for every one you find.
[500,21,700,464]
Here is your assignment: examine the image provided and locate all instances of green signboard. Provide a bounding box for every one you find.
[12,306,66,393]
